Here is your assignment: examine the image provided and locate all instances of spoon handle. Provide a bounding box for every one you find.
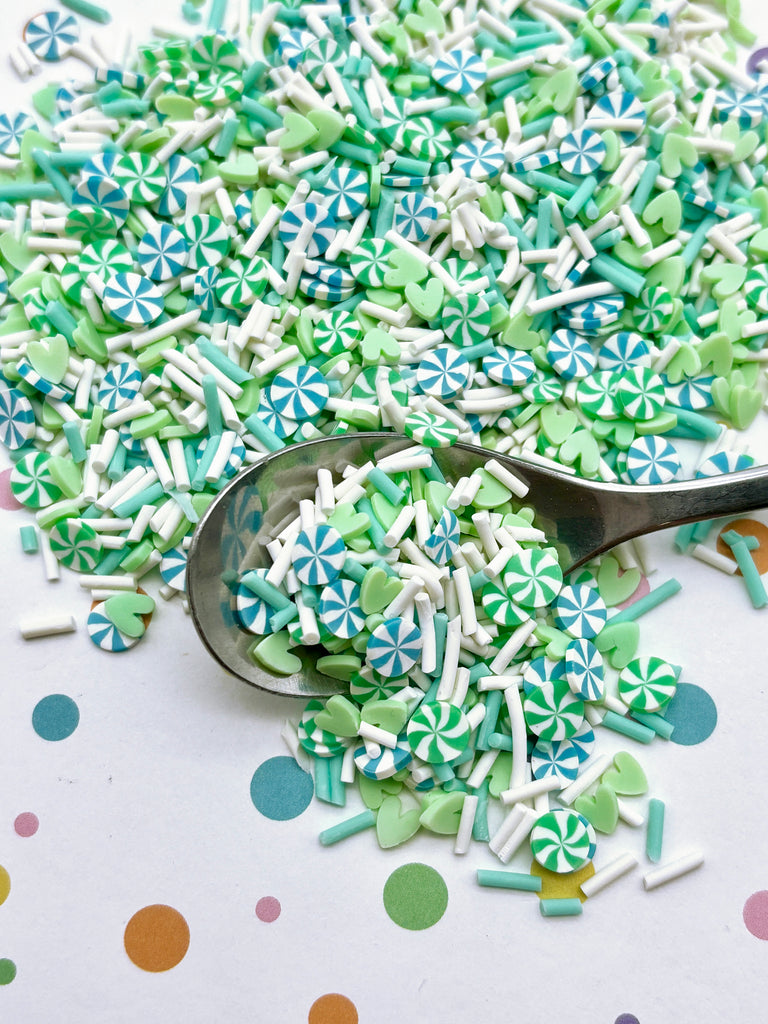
[569,463,768,566]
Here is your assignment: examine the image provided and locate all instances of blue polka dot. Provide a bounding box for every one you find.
[32,694,80,741]
[250,756,314,820]
[664,682,717,745]
[614,1016,640,1024]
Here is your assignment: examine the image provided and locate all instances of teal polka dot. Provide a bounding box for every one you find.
[32,695,79,741]
[250,756,314,820]
[665,683,717,745]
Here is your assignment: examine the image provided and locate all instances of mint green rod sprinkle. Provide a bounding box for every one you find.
[539,898,583,917]
[319,810,376,846]
[477,869,542,892]
[60,0,111,22]
[608,579,682,624]
[601,710,655,744]
[646,798,665,863]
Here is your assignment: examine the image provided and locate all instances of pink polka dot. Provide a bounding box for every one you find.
[14,812,39,837]
[0,469,23,511]
[744,891,768,939]
[255,896,281,923]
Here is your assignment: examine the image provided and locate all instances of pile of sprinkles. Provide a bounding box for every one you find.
[2,0,768,909]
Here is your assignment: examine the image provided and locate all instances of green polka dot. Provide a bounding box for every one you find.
[0,959,16,985]
[382,863,448,930]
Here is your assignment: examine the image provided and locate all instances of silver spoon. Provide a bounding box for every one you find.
[186,432,768,698]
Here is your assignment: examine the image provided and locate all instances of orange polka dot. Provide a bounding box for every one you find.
[123,904,189,972]
[530,858,594,902]
[716,518,768,575]
[308,993,358,1024]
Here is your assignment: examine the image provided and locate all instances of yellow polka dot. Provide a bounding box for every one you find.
[530,858,594,902]
[0,866,10,906]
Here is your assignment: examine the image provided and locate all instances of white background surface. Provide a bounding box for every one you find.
[3,1,768,1021]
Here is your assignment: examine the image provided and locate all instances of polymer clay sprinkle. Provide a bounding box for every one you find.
[424,508,460,565]
[523,679,585,742]
[407,700,470,764]
[136,225,188,282]
[564,638,605,702]
[96,362,143,412]
[367,618,422,678]
[103,272,165,327]
[558,128,607,176]
[432,49,487,96]
[395,193,438,243]
[317,580,365,640]
[159,548,187,593]
[72,177,129,226]
[0,112,35,156]
[299,700,349,758]
[353,738,411,780]
[530,808,596,874]
[235,573,276,635]
[268,366,329,422]
[618,657,678,713]
[87,603,141,653]
[10,453,62,509]
[503,549,563,609]
[553,584,607,639]
[292,525,346,587]
[48,520,102,573]
[624,436,681,486]
[530,739,580,784]
[0,386,35,449]
[23,10,79,61]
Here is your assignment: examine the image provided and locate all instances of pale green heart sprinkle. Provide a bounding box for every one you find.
[103,592,156,639]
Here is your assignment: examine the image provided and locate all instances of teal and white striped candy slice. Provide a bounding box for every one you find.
[317,579,365,639]
[292,524,346,585]
[0,384,35,449]
[103,272,165,326]
[618,655,677,712]
[523,679,584,741]
[530,808,596,873]
[564,637,604,701]
[183,214,232,269]
[503,548,563,609]
[48,518,102,572]
[406,699,470,764]
[552,583,607,639]
[367,617,422,678]
[10,452,62,509]
[235,572,276,635]
[298,698,349,757]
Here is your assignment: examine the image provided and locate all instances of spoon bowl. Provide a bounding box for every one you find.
[186,432,768,697]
